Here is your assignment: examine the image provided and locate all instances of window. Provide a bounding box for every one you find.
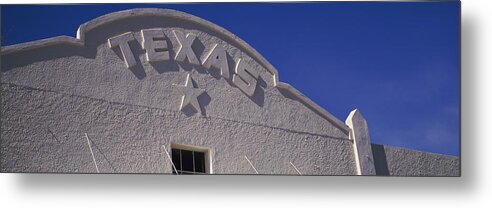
[171,146,209,174]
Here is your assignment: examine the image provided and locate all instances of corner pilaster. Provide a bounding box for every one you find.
[346,109,376,175]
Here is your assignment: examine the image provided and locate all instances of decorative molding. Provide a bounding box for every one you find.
[0,8,350,135]
[173,73,206,114]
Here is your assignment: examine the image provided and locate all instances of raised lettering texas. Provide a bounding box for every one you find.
[108,29,261,97]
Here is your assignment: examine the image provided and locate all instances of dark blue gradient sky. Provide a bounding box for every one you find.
[1,2,460,156]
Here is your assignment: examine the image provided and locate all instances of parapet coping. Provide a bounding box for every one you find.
[1,8,351,134]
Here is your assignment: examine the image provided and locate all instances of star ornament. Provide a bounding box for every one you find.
[173,73,206,113]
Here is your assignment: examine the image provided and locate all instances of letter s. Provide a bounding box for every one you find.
[232,59,259,97]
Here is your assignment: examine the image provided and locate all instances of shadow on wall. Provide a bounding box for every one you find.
[180,77,212,117]
[1,43,97,72]
[371,144,390,176]
[81,15,269,71]
[1,14,269,108]
[85,133,117,173]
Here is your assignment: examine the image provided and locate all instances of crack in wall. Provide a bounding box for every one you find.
[1,82,350,142]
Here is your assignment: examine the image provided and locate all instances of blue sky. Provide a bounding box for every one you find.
[1,2,460,156]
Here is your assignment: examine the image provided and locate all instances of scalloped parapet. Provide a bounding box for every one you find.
[1,8,350,135]
[1,9,359,174]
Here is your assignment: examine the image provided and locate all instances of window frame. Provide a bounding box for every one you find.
[170,143,213,174]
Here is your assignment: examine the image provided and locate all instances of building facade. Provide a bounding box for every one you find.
[0,9,459,176]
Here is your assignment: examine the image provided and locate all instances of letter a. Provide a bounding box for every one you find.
[201,44,230,79]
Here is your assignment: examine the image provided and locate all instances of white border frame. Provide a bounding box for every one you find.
[171,143,213,174]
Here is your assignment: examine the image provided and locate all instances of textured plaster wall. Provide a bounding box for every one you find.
[371,144,460,176]
[1,10,459,176]
[1,83,356,174]
[1,15,347,139]
[1,12,356,174]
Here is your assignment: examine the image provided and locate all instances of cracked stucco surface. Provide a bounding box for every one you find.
[0,9,459,175]
[1,83,356,174]
[1,13,355,174]
[382,146,459,176]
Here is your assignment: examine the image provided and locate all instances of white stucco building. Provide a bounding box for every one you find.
[0,9,459,176]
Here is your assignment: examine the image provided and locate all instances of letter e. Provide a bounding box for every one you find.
[141,29,169,62]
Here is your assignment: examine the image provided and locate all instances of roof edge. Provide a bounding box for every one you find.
[0,8,350,135]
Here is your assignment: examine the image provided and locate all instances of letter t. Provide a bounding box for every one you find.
[108,32,137,68]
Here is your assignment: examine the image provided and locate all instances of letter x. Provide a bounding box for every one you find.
[173,30,200,65]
